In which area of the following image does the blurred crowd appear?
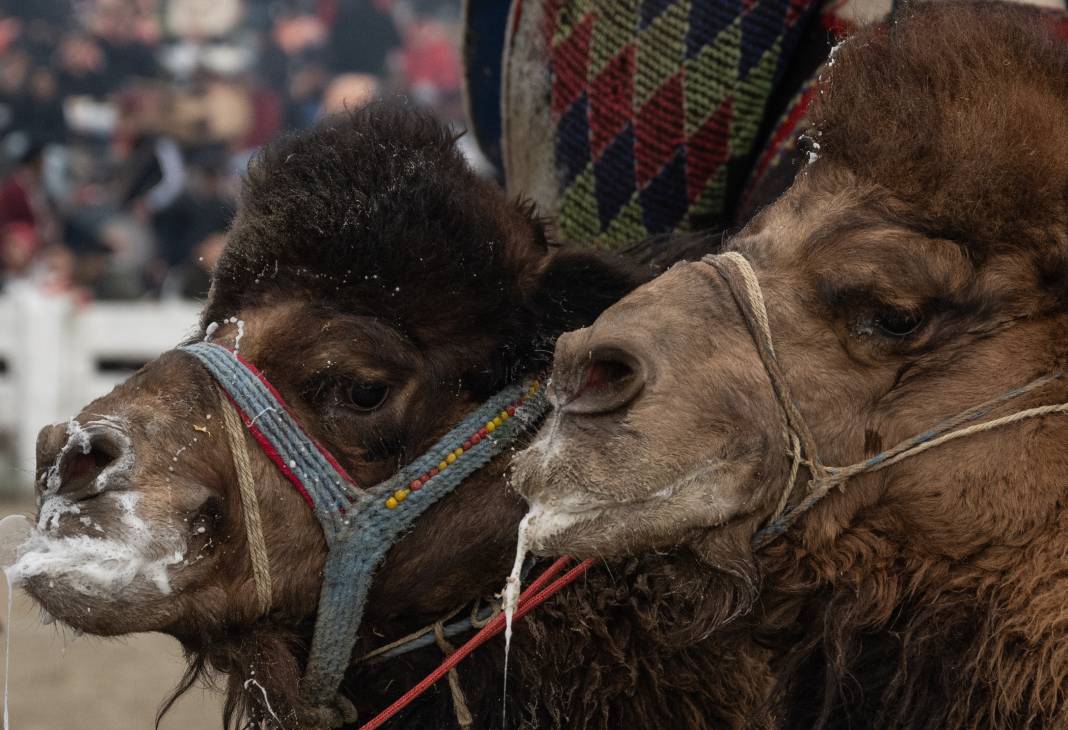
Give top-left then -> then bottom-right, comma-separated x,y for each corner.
0,0 -> 469,302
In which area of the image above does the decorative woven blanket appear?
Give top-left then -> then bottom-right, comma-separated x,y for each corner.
464,0 -> 1068,255
499,0 -> 821,250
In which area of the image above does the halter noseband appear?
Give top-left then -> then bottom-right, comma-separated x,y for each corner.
178,341 -> 548,723
703,252 -> 1068,549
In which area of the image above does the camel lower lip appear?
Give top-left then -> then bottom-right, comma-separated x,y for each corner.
524,492 -> 676,550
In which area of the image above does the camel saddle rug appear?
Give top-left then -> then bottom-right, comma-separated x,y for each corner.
464,0 -> 1068,254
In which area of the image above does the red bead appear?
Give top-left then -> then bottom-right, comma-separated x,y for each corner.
463,439 -> 473,450
478,428 -> 488,437
471,434 -> 481,445
506,405 -> 517,416
410,479 -> 422,491
429,467 -> 439,477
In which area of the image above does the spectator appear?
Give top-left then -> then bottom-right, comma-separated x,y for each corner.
0,144 -> 55,246
0,220 -> 39,284
162,228 -> 225,300
320,72 -> 378,116
56,33 -> 110,98
324,1 -> 401,76
21,68 -> 67,143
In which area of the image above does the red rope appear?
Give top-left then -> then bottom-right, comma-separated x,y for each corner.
358,557 -> 594,730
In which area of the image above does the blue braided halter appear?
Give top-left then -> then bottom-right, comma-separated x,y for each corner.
178,341 -> 549,718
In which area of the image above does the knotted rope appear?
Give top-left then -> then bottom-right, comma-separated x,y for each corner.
220,392 -> 273,615
703,251 -> 1068,549
432,621 -> 474,730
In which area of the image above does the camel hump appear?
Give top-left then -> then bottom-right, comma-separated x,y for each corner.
811,2 -> 1068,247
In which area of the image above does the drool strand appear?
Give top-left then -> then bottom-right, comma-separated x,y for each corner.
3,570 -> 11,730
501,511 -> 534,728
0,514 -> 33,730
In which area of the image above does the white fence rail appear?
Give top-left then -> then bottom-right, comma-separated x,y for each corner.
0,284 -> 201,493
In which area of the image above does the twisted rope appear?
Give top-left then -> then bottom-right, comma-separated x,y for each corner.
769,430 -> 801,525
702,252 -> 1068,549
711,252 -> 828,480
356,604 -> 466,664
469,596 -> 501,629
220,393 -> 273,616
432,621 -> 474,730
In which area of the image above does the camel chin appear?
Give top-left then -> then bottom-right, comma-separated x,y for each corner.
514,441 -> 751,559
13,488 -> 195,636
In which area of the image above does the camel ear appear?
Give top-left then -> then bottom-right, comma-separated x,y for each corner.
528,247 -> 652,335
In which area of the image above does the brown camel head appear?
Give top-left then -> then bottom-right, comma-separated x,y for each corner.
514,3 -> 1068,567
23,104 -> 642,723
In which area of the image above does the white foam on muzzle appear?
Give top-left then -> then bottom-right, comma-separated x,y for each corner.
8,493 -> 185,597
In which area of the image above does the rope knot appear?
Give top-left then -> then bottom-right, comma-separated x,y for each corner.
296,694 -> 359,729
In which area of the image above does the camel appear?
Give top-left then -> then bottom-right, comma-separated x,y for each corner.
18,104 -> 692,730
17,104 -> 776,730
513,3 -> 1068,727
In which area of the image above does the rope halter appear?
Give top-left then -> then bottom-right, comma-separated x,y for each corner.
702,251 -> 1068,549
178,341 -> 549,725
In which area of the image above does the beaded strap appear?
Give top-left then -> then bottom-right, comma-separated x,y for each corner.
179,342 -> 549,717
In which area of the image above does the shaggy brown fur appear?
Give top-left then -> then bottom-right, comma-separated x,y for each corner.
513,4 -> 1068,729
814,5 -> 1068,250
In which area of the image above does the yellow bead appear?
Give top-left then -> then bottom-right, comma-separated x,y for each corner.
453,447 -> 464,457
439,460 -> 449,471
485,421 -> 496,432
446,453 -> 457,464
492,416 -> 503,427
385,497 -> 398,509
499,410 -> 509,420
394,489 -> 410,502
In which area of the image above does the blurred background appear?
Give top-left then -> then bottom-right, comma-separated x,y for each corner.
0,1 -> 469,725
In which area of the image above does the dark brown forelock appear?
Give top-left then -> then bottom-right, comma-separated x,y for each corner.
203,102 -> 548,376
811,2 -> 1068,254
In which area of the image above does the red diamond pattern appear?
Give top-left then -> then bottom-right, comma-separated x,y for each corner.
551,13 -> 595,118
634,70 -> 685,189
589,43 -> 636,160
686,97 -> 733,203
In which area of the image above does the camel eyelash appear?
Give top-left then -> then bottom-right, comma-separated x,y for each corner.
851,310 -> 925,339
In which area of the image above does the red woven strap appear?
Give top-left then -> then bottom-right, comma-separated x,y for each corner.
358,557 -> 594,730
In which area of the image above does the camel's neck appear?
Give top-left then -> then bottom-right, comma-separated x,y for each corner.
509,552 -> 775,729
346,518 -> 1068,730
346,552 -> 775,729
758,517 -> 1068,729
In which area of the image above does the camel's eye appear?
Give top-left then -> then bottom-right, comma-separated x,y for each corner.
873,310 -> 924,338
346,381 -> 391,411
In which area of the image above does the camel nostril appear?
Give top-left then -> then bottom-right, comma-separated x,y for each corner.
57,434 -> 122,497
565,348 -> 645,415
583,358 -> 634,391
